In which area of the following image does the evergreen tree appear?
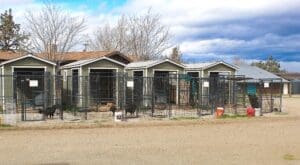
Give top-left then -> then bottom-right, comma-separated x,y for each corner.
251,55 -> 285,73
0,9 -> 27,51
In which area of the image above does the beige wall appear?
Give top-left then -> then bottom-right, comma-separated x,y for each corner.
203,64 -> 236,77
4,57 -> 55,75
81,59 -> 125,76
126,68 -> 146,77
147,62 -> 184,77
2,57 -> 56,98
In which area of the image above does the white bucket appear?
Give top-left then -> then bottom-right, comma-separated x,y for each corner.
114,112 -> 123,122
255,108 -> 261,116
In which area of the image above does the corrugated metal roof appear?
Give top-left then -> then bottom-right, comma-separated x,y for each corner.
62,57 -> 126,69
126,60 -> 160,68
185,62 -> 214,69
126,59 -> 185,69
237,64 -> 289,82
62,59 -> 94,68
185,61 -> 238,70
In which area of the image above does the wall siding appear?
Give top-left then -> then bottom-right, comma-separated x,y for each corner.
2,57 -> 55,98
148,62 -> 184,77
203,64 -> 235,77
81,59 -> 125,76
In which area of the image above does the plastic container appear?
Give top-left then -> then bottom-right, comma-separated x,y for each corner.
255,108 -> 261,116
246,107 -> 255,117
215,107 -> 224,117
114,112 -> 123,122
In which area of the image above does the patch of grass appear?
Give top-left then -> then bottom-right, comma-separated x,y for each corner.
94,119 -> 110,124
274,112 -> 288,115
283,154 -> 298,160
218,114 -> 247,119
170,116 -> 199,120
0,124 -> 12,127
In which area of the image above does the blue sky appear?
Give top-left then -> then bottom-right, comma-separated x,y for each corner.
1,0 -> 300,72
35,0 -> 127,11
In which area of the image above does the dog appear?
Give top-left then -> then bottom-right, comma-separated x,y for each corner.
107,103 -> 117,116
39,105 -> 57,119
125,103 -> 137,116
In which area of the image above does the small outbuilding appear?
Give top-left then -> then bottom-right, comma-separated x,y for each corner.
0,54 -> 56,114
237,64 -> 288,113
126,59 -> 185,105
61,54 -> 129,109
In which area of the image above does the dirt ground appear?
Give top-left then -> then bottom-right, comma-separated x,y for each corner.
0,96 -> 300,165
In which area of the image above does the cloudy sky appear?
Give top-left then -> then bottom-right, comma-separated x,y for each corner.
1,0 -> 300,72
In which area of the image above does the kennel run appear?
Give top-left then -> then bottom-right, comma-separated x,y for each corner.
61,74 -> 283,120
0,53 -> 286,122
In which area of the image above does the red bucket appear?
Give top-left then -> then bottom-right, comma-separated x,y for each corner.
246,107 -> 255,117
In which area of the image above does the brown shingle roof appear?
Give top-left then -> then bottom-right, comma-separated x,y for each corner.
44,51 -> 112,61
0,51 -> 131,64
38,51 -> 132,63
0,51 -> 24,60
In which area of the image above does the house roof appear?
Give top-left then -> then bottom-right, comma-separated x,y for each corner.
44,51 -> 132,63
204,61 -> 239,70
62,56 -> 126,69
237,64 -> 288,83
276,73 -> 300,81
0,54 -> 56,66
185,61 -> 238,70
185,62 -> 214,70
126,59 -> 185,69
0,51 -> 24,60
0,50 -> 131,64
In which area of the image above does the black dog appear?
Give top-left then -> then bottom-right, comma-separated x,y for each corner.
125,103 -> 137,116
39,105 -> 57,119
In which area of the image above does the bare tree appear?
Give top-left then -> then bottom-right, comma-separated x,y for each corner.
91,9 -> 171,60
25,2 -> 85,63
90,16 -> 128,53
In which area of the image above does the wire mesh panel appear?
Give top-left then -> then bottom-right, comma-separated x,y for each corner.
124,76 -> 143,118
65,73 -> 125,120
170,75 -> 198,117
0,74 -> 61,122
61,73 -> 284,121
258,78 -> 283,113
224,75 -> 247,114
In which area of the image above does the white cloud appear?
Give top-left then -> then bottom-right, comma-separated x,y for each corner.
1,0 -> 300,71
280,61 -> 300,72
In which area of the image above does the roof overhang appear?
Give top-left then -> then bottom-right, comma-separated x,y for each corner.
105,51 -> 132,63
0,54 -> 56,66
126,59 -> 185,69
203,61 -> 239,70
148,59 -> 185,68
62,56 -> 126,69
